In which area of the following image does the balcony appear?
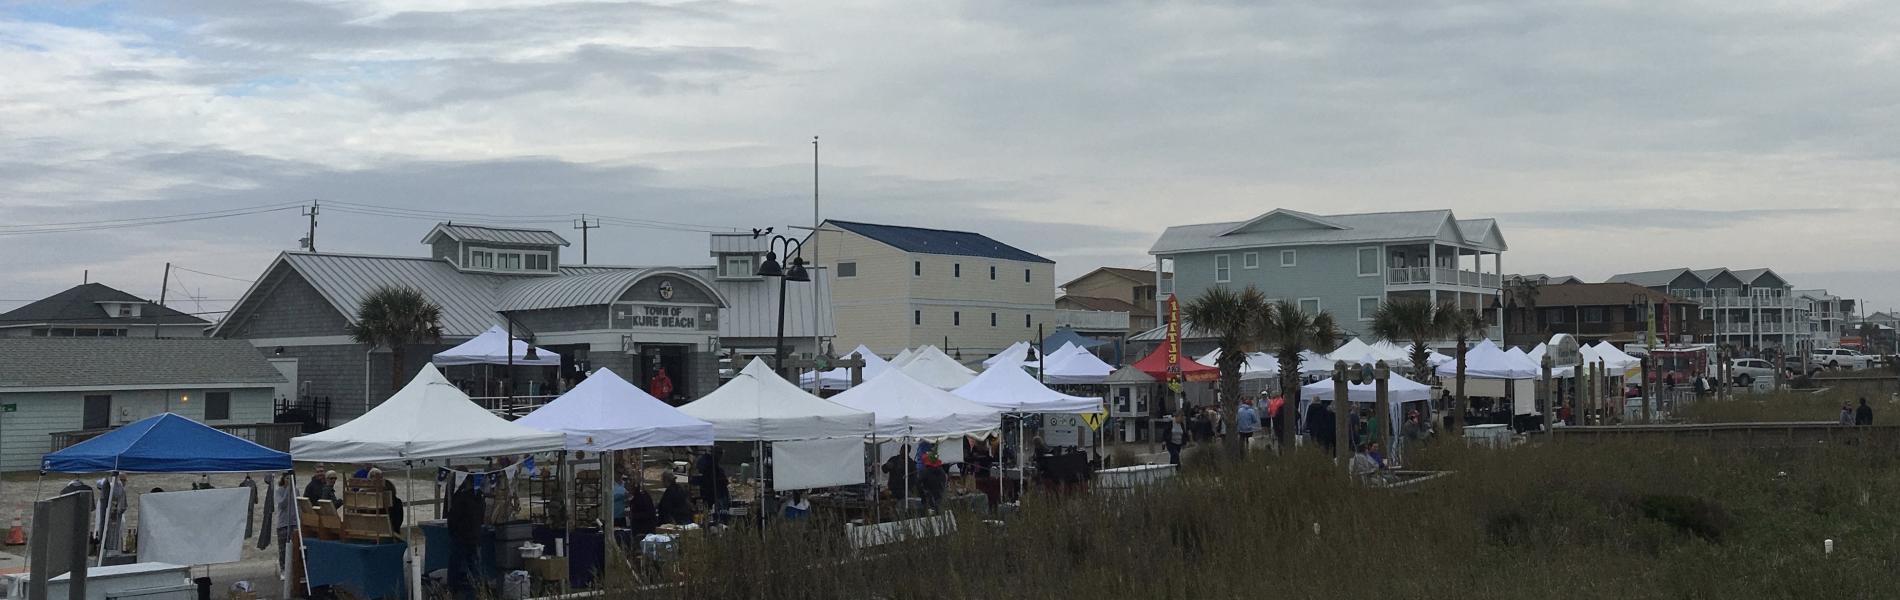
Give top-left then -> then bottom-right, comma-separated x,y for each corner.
1056,309 -> 1131,332
1387,268 -> 1501,290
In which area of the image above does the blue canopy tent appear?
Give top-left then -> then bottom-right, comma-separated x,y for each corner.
43,413 -> 292,473
1040,327 -> 1110,353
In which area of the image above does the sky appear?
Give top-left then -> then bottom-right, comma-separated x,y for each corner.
3,0 -> 1899,320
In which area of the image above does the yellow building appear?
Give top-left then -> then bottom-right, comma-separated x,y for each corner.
808,220 -> 1055,358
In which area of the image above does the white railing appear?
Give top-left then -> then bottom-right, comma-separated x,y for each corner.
1387,268 -> 1501,289
1055,309 -> 1130,331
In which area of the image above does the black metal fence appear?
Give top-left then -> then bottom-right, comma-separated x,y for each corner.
276,395 -> 333,433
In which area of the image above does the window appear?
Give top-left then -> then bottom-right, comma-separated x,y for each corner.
205,391 -> 231,421
989,265 -> 997,280
84,395 -> 111,430
954,311 -> 961,326
471,250 -> 494,268
1024,269 -> 1032,283
1298,298 -> 1320,315
1357,247 -> 1380,277
991,313 -> 998,327
914,310 -> 922,325
719,255 -> 755,278
500,253 -> 522,270
1025,314 -> 1032,328
1280,250 -> 1297,267
914,261 -> 922,277
1242,252 -> 1259,269
954,263 -> 962,278
1215,255 -> 1231,283
1359,297 -> 1380,321
837,261 -> 857,277
1584,308 -> 1605,323
526,254 -> 549,271
1548,309 -> 1569,324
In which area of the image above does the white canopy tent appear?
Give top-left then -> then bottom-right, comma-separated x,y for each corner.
514,368 -> 714,451
1040,343 -> 1115,384
800,345 -> 892,391
1589,342 -> 1644,376
1301,375 -> 1435,404
431,325 -> 562,367
1369,340 -> 1417,364
1435,340 -> 1540,380
290,365 -> 566,463
899,346 -> 979,390
888,348 -> 919,368
678,359 -> 875,441
1527,343 -> 1575,377
982,342 -> 1033,368
953,363 -> 1103,414
1195,349 -> 1287,381
831,368 -> 1002,438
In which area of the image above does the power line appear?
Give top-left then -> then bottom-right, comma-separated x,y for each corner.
0,201 -> 306,230
0,205 -> 304,236
170,266 -> 256,284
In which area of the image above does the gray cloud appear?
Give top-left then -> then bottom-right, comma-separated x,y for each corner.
1496,208 -> 1851,231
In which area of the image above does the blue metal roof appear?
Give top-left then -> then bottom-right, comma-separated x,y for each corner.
827,220 -> 1053,264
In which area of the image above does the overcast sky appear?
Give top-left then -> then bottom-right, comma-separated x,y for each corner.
4,0 -> 1899,320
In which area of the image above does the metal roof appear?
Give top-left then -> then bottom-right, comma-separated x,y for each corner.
680,266 -> 835,340
0,338 -> 284,390
422,223 -> 570,247
826,220 -> 1053,264
0,283 -> 208,327
1149,209 -> 1505,255
497,268 -> 726,312
281,252 -> 506,337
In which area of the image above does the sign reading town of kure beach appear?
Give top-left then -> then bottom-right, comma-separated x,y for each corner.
612,303 -> 717,331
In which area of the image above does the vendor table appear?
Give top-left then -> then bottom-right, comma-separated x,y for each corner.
419,521 -> 497,579
530,527 -> 604,588
304,539 -> 408,600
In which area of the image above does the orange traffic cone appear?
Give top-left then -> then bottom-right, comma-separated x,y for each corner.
6,513 -> 24,545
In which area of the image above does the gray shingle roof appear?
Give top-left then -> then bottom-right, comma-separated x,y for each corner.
0,338 -> 283,390
1605,268 -> 1693,287
1149,209 -> 1505,255
422,223 -> 570,247
0,283 -> 207,327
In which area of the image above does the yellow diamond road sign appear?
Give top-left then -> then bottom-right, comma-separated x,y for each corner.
1080,412 -> 1105,431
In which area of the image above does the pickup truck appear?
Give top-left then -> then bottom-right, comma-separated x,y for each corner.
1810,348 -> 1875,370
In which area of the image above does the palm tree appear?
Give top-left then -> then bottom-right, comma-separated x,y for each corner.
1505,277 -> 1542,346
1183,286 -> 1270,455
347,286 -> 445,391
1445,307 -> 1489,434
1260,300 -> 1338,450
1369,298 -> 1458,380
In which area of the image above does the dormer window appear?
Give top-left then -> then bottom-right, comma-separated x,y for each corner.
467,246 -> 552,273
98,302 -> 143,318
718,254 -> 758,279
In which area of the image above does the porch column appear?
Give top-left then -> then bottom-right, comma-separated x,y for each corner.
1154,255 -> 1166,325
1428,244 -> 1438,306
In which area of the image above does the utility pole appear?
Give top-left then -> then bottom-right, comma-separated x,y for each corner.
155,262 -> 170,339
301,200 -> 320,252
811,136 -> 822,392
573,214 -> 600,264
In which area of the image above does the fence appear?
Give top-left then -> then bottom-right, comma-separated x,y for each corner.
470,395 -> 559,419
276,395 -> 333,433
50,422 -> 306,452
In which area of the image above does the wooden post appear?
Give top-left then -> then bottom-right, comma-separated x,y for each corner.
1585,362 -> 1597,426
1640,354 -> 1652,423
1453,338 -> 1469,435
1332,361 -> 1350,464
1541,355 -> 1555,434
1374,361 -> 1391,452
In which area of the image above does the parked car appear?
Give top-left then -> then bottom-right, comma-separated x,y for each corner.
1811,348 -> 1875,370
1728,358 -> 1777,387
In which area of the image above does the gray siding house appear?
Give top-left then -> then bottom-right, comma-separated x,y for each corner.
0,338 -> 282,472
0,283 -> 209,339
1149,209 -> 1507,342
212,224 -> 831,422
1606,267 -> 1799,351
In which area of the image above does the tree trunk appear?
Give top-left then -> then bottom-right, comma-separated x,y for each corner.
1278,357 -> 1300,452
1221,363 -> 1243,457
1453,338 -> 1468,435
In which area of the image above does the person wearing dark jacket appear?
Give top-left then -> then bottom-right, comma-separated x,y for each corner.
695,450 -> 729,517
657,473 -> 694,525
303,471 -> 335,504
1856,398 -> 1875,426
1305,402 -> 1337,454
624,478 -> 660,537
446,478 -> 486,600
918,454 -> 948,513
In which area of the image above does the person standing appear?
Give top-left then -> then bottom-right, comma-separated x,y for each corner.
1839,402 -> 1855,425
446,477 -> 486,600
1305,402 -> 1337,454
1855,398 -> 1874,426
657,472 -> 694,525
1235,400 -> 1260,443
304,471 -> 335,504
695,449 -> 729,522
1164,411 -> 1187,465
624,477 -> 660,537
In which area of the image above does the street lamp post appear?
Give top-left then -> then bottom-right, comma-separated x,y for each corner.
755,233 -> 812,381
505,316 -> 541,415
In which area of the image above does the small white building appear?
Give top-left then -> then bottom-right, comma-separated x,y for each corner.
0,338 -> 285,472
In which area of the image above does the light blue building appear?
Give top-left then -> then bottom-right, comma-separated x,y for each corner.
1147,209 -> 1507,342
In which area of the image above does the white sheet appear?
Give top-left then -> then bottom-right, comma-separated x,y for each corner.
139,488 -> 248,566
771,437 -> 866,490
